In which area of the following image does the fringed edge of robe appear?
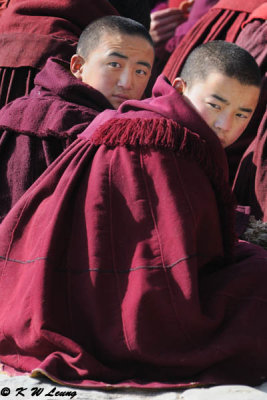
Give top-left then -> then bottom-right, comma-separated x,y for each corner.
90,116 -> 237,261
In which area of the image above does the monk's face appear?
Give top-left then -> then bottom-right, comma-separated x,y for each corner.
71,32 -> 154,109
182,72 -> 260,148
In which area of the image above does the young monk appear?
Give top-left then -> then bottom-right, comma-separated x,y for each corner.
0,41 -> 266,389
0,15 -> 155,222
162,0 -> 266,183
174,40 -> 261,149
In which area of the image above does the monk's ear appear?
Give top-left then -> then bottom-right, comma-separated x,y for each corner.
70,54 -> 85,79
172,77 -> 186,94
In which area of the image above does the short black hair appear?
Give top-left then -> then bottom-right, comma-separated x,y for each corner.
77,15 -> 154,60
180,40 -> 261,88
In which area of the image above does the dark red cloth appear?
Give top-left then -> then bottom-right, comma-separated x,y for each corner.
162,0 -> 266,184
165,0 -> 218,55
148,0 -> 218,90
0,67 -> 37,108
233,108 -> 267,222
0,0 -> 118,69
242,2 -> 267,28
0,0 -> 118,106
0,57 -> 113,222
225,12 -> 267,184
253,111 -> 267,221
0,75 -> 266,388
162,0 -> 265,82
231,15 -> 267,221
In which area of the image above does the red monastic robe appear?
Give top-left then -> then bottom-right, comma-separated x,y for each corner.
0,57 -> 113,222
0,76 -> 266,388
232,6 -> 267,221
163,0 -> 266,81
233,109 -> 267,221
0,0 -> 118,106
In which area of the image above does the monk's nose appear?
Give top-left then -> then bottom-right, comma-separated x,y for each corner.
213,112 -> 233,132
117,68 -> 133,90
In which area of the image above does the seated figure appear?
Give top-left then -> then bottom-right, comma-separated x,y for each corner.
0,41 -> 266,389
0,15 -> 155,222
162,0 -> 266,183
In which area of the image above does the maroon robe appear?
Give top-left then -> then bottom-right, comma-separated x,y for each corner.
0,75 -> 266,388
253,111 -> 267,222
0,57 -> 113,222
0,0 -> 118,106
165,0 -> 218,56
233,108 -> 267,222
163,0 -> 266,81
147,0 -> 218,93
162,0 -> 266,183
231,7 -> 267,222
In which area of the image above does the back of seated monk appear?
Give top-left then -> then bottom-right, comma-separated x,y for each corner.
0,16 -> 155,223
0,41 -> 266,389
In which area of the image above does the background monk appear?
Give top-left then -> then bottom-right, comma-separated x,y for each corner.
233,109 -> 267,222
0,0 -> 152,107
0,41 -> 266,389
162,0 -> 266,183
231,6 -> 267,223
0,0 -> 117,106
149,0 -> 218,75
0,16 -> 155,222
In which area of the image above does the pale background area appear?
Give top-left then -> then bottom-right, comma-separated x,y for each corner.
0,374 -> 267,399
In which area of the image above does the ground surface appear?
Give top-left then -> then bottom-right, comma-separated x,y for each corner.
0,374 -> 267,399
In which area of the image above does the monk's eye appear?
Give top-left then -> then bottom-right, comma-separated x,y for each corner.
207,102 -> 221,110
136,69 -> 147,76
236,113 -> 248,119
108,62 -> 120,68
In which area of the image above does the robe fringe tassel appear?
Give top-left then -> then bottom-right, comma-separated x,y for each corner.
91,117 -> 237,262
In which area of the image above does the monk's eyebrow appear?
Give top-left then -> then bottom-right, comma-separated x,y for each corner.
137,61 -> 152,69
239,106 -> 253,113
108,51 -> 152,69
211,94 -> 229,104
108,51 -> 128,59
211,94 -> 253,113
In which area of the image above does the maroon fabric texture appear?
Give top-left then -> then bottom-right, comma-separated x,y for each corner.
0,1 -> 118,107
254,111 -> 267,221
0,57 -> 113,222
0,0 -> 118,69
242,3 -> 267,28
150,0 -> 218,82
231,17 -> 267,221
165,0 -> 218,54
225,15 -> 267,184
0,66 -> 37,108
162,0 -> 266,184
0,75 -> 267,387
233,108 -> 267,222
162,0 -> 265,82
